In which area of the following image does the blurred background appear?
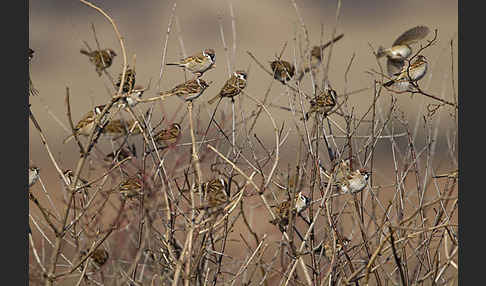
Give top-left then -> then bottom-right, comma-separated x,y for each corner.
29,0 -> 458,283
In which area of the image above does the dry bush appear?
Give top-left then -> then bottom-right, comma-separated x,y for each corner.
29,1 -> 458,285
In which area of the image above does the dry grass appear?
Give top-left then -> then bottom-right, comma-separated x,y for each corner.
29,1 -> 458,285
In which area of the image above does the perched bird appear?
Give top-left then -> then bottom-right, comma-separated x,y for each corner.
80,248 -> 109,267
166,48 -> 216,76
63,105 -> 110,144
269,192 -> 310,230
383,55 -> 428,90
339,169 -> 371,194
104,144 -> 137,163
303,81 -> 337,120
197,178 -> 229,209
321,237 -> 350,260
376,26 -> 430,75
115,66 -> 136,93
207,70 -> 248,104
270,60 -> 295,82
62,169 -> 90,204
29,48 -> 39,96
153,123 -> 182,147
118,175 -> 143,199
80,48 -> 117,76
158,78 -> 210,101
116,85 -> 146,109
29,166 -> 40,187
102,118 -> 140,137
331,159 -> 351,185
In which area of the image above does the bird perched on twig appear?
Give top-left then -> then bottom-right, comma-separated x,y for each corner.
101,118 -> 140,138
270,60 -> 295,82
383,55 -> 428,91
158,78 -> 210,102
115,85 -> 146,109
115,66 -> 136,93
80,48 -> 117,76
303,80 -> 337,120
63,105 -> 110,144
196,178 -> 230,209
207,70 -> 248,104
339,169 -> 371,194
376,26 -> 430,76
118,175 -> 143,199
80,248 -> 109,267
166,48 -> 216,77
104,144 -> 137,163
153,123 -> 182,147
270,192 -> 310,231
29,166 -> 40,187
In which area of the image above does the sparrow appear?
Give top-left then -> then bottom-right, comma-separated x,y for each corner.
104,144 -> 137,163
166,48 -> 216,76
383,55 -> 428,90
303,81 -> 337,120
102,118 -> 140,137
197,178 -> 229,209
158,78 -> 210,101
115,85 -> 146,109
269,192 -> 310,229
29,166 -> 40,187
320,237 -> 350,260
270,60 -> 295,82
63,105 -> 110,144
376,26 -> 430,76
207,70 -> 248,104
118,175 -> 143,199
331,159 -> 351,184
80,48 -> 117,76
153,123 -> 182,147
115,66 -> 136,93
339,169 -> 371,194
297,33 -> 344,81
80,248 -> 109,267
29,48 -> 39,96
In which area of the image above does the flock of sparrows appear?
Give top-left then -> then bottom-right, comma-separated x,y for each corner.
28,26 -> 435,258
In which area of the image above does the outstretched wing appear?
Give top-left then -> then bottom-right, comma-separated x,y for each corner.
393,26 -> 430,46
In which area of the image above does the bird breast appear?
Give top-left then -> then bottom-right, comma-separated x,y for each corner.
388,45 -> 412,60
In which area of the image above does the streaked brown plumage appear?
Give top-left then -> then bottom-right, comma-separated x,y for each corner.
115,66 -> 136,93
197,178 -> 229,209
383,55 -> 428,89
303,81 -> 337,120
63,105 -> 110,144
104,144 -> 137,163
116,85 -> 146,109
80,248 -> 109,267
269,192 -> 310,229
102,118 -> 140,137
80,48 -> 117,76
159,78 -> 210,101
207,70 -> 248,104
339,169 -> 371,194
166,48 -> 216,76
119,175 -> 143,199
270,60 -> 295,82
153,123 -> 182,146
376,26 -> 430,75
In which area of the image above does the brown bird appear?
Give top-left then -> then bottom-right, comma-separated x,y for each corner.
63,105 -> 110,144
153,123 -> 182,147
303,81 -> 337,120
197,178 -> 229,209
115,66 -> 136,93
80,48 -> 117,76
207,70 -> 248,104
269,192 -> 310,230
383,55 -> 428,90
270,60 -> 295,82
339,169 -> 371,194
158,78 -> 210,101
115,85 -> 146,109
102,118 -> 140,137
297,33 -> 344,81
376,26 -> 430,75
166,48 -> 216,76
118,175 -> 143,199
80,248 -> 109,267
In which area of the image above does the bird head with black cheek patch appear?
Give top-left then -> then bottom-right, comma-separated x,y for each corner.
359,169 -> 371,180
203,48 -> 216,63
235,70 -> 248,81
107,49 -> 117,57
295,192 -> 310,213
